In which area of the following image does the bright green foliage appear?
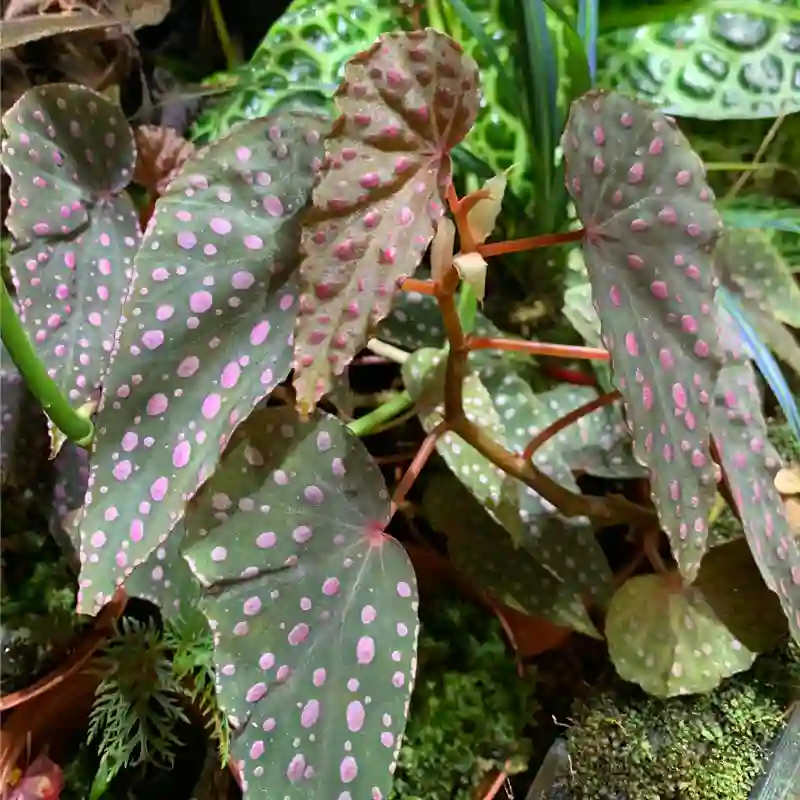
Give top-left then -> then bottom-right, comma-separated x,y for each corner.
191,0 -> 404,143
389,596 -> 536,800
566,647 -> 798,800
598,0 -> 800,119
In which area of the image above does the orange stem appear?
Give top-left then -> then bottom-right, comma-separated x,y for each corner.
480,765 -> 511,800
399,278 -> 436,295
478,228 -> 584,258
468,336 -> 610,362
523,390 -> 620,462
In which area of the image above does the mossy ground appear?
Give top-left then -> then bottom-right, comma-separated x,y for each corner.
564,643 -> 799,800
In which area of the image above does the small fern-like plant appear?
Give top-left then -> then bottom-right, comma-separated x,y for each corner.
87,611 -> 229,796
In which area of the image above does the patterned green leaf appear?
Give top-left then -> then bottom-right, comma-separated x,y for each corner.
190,0 -> 404,144
1,84 -> 140,408
599,0 -> 800,119
710,305 -> 800,641
606,573 -> 756,698
402,347 -> 507,509
293,29 -> 481,409
562,89 -> 724,582
423,473 -> 600,636
76,111 -> 326,613
182,407 -> 418,799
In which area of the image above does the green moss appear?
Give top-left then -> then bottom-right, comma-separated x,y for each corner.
390,595 -> 536,800
565,646 -> 798,800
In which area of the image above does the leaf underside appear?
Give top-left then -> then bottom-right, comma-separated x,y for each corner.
606,573 -> 756,698
2,83 -> 140,409
293,28 -> 481,409
77,111 -> 326,613
562,89 -> 723,581
182,407 -> 418,799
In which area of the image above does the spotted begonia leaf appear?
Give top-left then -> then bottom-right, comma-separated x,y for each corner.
606,573 -> 756,698
76,111 -> 327,614
715,228 -> 800,329
710,305 -> 800,641
562,89 -> 724,582
423,474 -> 599,636
1,84 -> 140,409
122,524 -> 200,619
402,347 -> 507,509
478,365 -> 614,605
536,385 -> 646,480
181,407 -> 418,799
293,29 -> 480,410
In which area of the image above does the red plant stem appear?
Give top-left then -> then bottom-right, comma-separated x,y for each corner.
541,363 -> 599,386
480,765 -> 511,800
390,421 -> 448,516
477,228 -> 584,258
399,278 -> 436,295
468,336 -> 610,362
523,390 -> 621,463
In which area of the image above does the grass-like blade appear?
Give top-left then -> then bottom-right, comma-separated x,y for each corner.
577,0 -> 599,80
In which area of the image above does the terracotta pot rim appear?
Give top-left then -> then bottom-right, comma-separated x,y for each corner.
0,588 -> 126,712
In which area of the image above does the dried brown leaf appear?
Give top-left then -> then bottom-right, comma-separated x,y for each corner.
133,124 -> 195,195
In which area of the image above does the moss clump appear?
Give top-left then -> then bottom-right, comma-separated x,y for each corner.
565,646 -> 798,800
390,595 -> 536,800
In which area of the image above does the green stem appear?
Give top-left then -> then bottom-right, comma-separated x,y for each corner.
347,391 -> 414,437
208,0 -> 238,71
1,282 -> 94,447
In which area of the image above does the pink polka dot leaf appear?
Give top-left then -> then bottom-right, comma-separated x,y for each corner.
1,84 -> 141,415
180,406 -> 418,799
709,305 -> 800,642
562,89 -> 724,583
75,110 -> 328,615
605,572 -> 756,698
293,28 -> 481,412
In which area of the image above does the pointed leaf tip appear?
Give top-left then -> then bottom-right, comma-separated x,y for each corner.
293,28 -> 481,410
